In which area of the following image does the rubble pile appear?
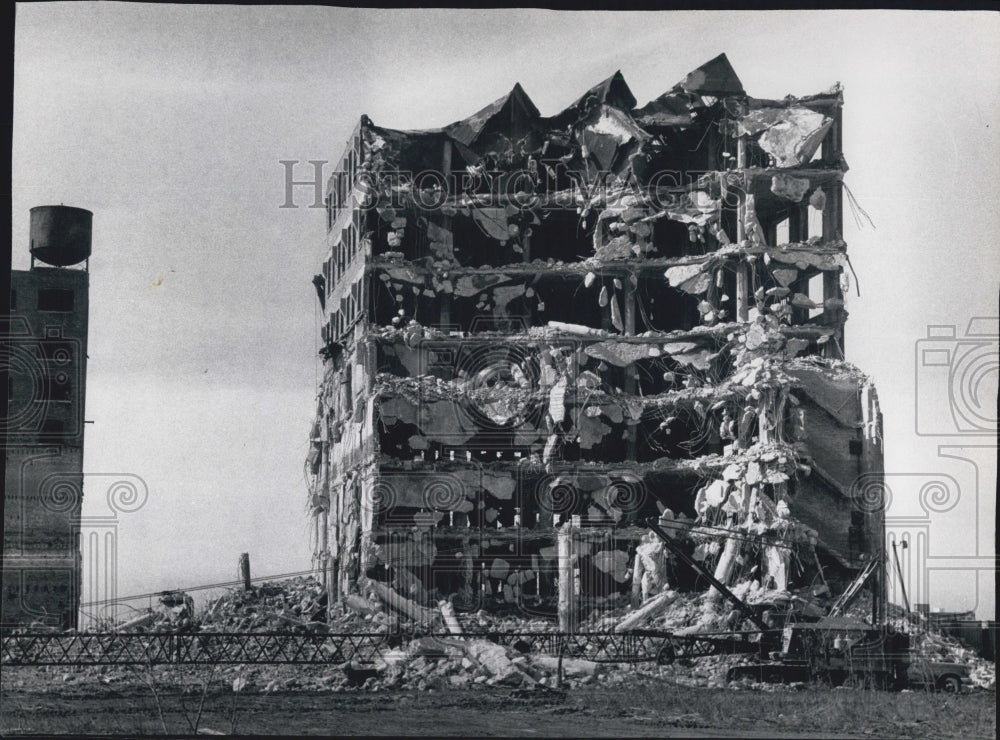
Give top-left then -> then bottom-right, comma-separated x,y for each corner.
911,631 -> 995,690
110,590 -> 197,633
200,578 -> 331,632
335,636 -> 743,693
375,636 -> 593,691
106,580 -> 335,634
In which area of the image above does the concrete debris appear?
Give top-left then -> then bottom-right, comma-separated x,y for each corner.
739,107 -> 833,167
772,268 -> 798,287
117,611 -> 157,632
664,263 -> 709,293
584,340 -> 655,367
770,174 -> 810,202
100,579 -> 335,634
632,534 -> 671,602
591,549 -> 629,583
370,637 -> 604,691
538,655 -> 600,679
615,590 -> 679,632
910,630 -> 996,690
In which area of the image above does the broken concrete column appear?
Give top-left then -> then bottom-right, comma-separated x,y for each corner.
439,600 -> 463,635
710,535 -> 740,602
764,545 -> 791,591
736,263 -> 750,322
860,379 -> 886,625
364,578 -> 437,625
464,640 -> 536,686
459,538 -> 475,608
615,589 -> 678,632
557,523 -> 578,633
634,535 -> 670,602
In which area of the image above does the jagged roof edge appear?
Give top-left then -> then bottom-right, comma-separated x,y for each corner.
673,53 -> 745,96
444,82 -> 541,148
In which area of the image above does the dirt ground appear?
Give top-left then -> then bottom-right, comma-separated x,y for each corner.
1,666 -> 995,738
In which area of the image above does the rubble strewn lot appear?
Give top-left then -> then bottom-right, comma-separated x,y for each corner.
2,579 -> 994,736
10,578 -> 994,691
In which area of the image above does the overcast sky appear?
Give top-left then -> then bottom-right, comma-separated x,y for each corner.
11,5 -> 998,619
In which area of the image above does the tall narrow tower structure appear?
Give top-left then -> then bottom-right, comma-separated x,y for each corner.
3,205 -> 92,630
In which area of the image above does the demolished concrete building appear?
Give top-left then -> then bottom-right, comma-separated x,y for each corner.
306,54 -> 886,631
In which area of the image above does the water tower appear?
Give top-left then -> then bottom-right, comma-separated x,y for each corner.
29,205 -> 93,269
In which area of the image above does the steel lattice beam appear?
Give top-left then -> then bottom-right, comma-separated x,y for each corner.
1,630 -> 759,666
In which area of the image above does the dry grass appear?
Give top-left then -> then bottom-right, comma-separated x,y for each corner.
576,681 -> 997,738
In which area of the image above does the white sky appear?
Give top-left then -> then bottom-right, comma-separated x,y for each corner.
11,5 -> 999,619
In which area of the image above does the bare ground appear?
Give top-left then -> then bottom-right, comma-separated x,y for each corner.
1,666 -> 995,738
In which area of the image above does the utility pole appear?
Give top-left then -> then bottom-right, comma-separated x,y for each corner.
239,553 -> 252,591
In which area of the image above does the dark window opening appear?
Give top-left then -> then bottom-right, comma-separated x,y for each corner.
451,211 -> 521,268
343,369 -> 353,416
652,217 -> 707,259
531,275 -> 603,329
37,289 -> 74,312
524,210 -> 594,264
634,276 -> 701,333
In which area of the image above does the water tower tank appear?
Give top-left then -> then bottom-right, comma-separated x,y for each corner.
29,205 -> 93,267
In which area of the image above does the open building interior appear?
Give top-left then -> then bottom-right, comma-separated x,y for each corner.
306,54 -> 886,632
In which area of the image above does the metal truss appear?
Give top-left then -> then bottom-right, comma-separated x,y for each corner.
1,632 -> 387,666
1,629 -> 764,666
